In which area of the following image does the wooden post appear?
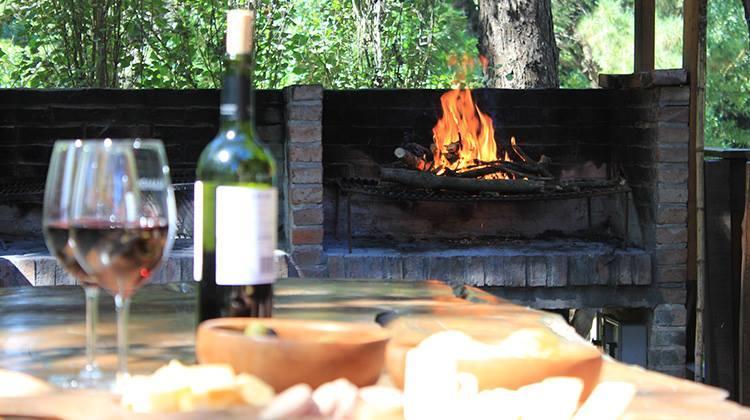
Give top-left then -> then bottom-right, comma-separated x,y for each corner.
683,0 -> 707,384
635,0 -> 656,72
741,163 -> 750,404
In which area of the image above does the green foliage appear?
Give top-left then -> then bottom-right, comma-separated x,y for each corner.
706,0 -> 750,148
553,0 -> 749,147
1,0 -> 749,148
0,0 -> 479,89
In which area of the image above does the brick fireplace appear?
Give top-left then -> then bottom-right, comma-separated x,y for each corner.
0,77 -> 689,376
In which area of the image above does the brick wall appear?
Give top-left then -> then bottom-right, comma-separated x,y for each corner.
283,86 -> 325,277
321,79 -> 690,375
0,88 -> 287,241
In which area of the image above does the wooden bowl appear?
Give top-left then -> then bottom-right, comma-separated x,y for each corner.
196,318 -> 390,392
384,316 -> 602,400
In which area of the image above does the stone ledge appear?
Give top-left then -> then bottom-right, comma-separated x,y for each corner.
0,241 -> 290,286
326,240 -> 652,287
599,70 -> 688,89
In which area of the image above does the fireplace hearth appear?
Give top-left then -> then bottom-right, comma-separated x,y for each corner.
0,75 -> 690,376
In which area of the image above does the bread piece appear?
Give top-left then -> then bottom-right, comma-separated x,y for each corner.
573,381 -> 636,420
518,377 -> 583,420
354,386 -> 404,420
0,370 -> 52,397
260,383 -> 319,419
313,378 -> 358,419
237,373 -> 276,407
403,346 -> 460,420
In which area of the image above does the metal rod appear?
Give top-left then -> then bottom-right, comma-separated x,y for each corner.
347,194 -> 352,254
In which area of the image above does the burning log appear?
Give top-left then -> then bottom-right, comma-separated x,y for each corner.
400,142 -> 432,159
453,163 -> 538,180
380,168 -> 544,193
394,147 -> 431,171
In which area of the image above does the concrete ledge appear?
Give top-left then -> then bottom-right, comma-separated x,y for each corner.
0,241 -> 289,286
326,240 -> 652,287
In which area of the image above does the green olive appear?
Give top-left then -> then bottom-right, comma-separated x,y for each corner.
243,322 -> 278,338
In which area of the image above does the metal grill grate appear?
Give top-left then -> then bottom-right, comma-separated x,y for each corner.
335,177 -> 631,202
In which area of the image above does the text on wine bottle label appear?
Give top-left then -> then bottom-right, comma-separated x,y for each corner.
215,186 -> 278,285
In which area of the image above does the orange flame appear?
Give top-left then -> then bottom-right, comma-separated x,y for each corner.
432,88 -> 511,179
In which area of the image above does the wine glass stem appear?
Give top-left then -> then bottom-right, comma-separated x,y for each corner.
83,286 -> 100,374
114,294 -> 131,379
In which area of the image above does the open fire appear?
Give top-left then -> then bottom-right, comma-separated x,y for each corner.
391,88 -> 553,184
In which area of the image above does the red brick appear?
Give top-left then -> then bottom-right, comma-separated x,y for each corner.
655,265 -> 687,283
656,225 -> 688,244
291,226 -> 324,245
656,204 -> 687,224
656,246 -> 687,265
291,245 -> 326,266
656,144 -> 688,163
292,206 -> 323,225
287,103 -> 322,121
288,144 -> 322,162
290,186 -> 323,205
657,163 -> 689,183
290,85 -> 323,101
289,164 -> 322,184
287,121 -> 321,143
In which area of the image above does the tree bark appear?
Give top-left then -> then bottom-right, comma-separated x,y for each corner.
742,0 -> 750,47
478,0 -> 560,88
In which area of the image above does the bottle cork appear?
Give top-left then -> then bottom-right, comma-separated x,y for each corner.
226,9 -> 255,55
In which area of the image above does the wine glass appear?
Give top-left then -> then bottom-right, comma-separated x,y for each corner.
69,138 -> 175,385
43,139 -> 105,388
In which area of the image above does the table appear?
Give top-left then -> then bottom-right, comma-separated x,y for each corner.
1,278 -> 748,418
0,279 -> 500,378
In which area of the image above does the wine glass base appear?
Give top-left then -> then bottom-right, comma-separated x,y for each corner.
48,369 -> 115,390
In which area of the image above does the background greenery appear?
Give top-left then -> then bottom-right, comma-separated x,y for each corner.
0,0 -> 747,147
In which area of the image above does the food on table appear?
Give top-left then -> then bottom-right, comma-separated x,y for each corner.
313,378 -> 359,419
402,329 -> 635,420
0,369 -> 53,397
355,386 -> 405,420
386,317 -> 603,395
516,377 -> 583,420
259,383 -> 320,419
196,317 -> 390,391
119,360 -> 274,413
572,381 -> 636,420
118,361 -> 404,418
244,321 -> 278,338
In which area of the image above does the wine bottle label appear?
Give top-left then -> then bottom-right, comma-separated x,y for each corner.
215,185 -> 277,285
193,181 -> 204,281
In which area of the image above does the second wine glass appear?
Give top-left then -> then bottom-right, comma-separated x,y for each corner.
43,139 -> 104,388
69,138 -> 175,384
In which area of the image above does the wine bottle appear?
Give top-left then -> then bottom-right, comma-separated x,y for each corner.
195,9 -> 277,323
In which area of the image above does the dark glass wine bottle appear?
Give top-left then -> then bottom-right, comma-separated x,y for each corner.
195,9 -> 277,323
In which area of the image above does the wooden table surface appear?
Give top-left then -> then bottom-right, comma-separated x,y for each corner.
0,278 -> 501,378
0,278 -> 748,419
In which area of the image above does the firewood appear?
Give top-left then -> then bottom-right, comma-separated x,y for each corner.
537,155 -> 554,178
394,148 -> 431,171
401,142 -> 432,160
511,139 -> 532,163
379,168 -> 544,193
454,160 -> 552,180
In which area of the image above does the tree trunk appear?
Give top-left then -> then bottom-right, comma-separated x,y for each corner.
478,0 -> 560,88
742,0 -> 750,47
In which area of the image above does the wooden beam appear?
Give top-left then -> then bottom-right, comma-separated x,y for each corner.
683,0 -> 707,385
635,0 -> 656,71
743,164 -> 750,405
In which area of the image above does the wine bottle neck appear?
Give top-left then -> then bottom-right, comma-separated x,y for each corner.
220,54 -> 254,124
